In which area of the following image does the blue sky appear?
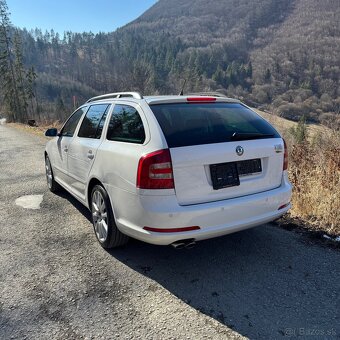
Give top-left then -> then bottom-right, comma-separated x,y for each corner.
7,0 -> 158,35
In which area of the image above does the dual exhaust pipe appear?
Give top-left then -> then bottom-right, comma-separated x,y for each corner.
171,239 -> 196,249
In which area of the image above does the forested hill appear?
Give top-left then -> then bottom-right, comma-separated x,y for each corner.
2,0 -> 340,126
127,0 -> 292,47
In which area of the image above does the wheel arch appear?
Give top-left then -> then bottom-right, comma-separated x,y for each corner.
87,178 -> 104,208
87,177 -> 129,248
87,178 -> 121,231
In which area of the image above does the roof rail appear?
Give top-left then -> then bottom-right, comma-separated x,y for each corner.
86,92 -> 143,103
187,92 -> 228,98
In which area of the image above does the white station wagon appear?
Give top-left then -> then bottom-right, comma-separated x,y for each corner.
45,92 -> 292,249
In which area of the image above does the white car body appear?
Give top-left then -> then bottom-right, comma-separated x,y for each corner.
45,93 -> 292,246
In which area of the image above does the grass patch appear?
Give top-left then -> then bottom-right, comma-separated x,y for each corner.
257,110 -> 339,235
8,121 -> 61,138
287,130 -> 340,235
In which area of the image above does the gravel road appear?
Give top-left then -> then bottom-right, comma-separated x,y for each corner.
0,124 -> 339,340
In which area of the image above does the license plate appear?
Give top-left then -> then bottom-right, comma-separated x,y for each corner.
210,159 -> 262,190
210,162 -> 240,190
237,159 -> 262,177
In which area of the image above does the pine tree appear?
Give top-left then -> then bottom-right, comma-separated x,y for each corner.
13,30 -> 28,120
55,95 -> 66,121
0,1 -> 36,122
26,66 -> 38,118
246,61 -> 253,78
289,115 -> 308,144
264,68 -> 272,83
0,0 -> 22,121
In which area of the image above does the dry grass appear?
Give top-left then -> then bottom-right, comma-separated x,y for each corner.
255,109 -> 327,137
287,131 -> 340,235
256,110 -> 340,235
255,109 -> 297,133
8,121 -> 61,138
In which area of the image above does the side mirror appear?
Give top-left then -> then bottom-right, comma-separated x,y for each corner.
45,128 -> 58,137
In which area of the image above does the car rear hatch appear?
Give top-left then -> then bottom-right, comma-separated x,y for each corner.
150,98 -> 284,206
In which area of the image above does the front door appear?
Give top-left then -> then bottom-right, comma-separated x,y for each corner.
51,107 -> 87,185
67,104 -> 111,200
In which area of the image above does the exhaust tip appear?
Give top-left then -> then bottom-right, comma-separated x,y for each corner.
171,242 -> 186,249
185,241 -> 196,249
171,239 -> 196,250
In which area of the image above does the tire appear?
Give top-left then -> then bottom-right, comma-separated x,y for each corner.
45,155 -> 61,193
90,184 -> 129,249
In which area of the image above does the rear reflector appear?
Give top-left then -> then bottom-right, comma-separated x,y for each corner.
278,203 -> 290,210
143,226 -> 200,233
137,149 -> 174,189
187,97 -> 216,102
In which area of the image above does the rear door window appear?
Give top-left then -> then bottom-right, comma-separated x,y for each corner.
150,103 -> 280,148
107,104 -> 145,144
78,104 -> 110,139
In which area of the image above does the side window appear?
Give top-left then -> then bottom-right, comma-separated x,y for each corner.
78,104 -> 110,139
60,107 -> 87,137
107,104 -> 145,144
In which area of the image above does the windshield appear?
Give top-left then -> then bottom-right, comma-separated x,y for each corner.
150,102 -> 280,148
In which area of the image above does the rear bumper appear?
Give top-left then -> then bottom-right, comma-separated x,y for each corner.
106,173 -> 292,245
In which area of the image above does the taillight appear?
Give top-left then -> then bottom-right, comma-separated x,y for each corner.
187,97 -> 216,102
283,139 -> 288,170
137,149 -> 174,189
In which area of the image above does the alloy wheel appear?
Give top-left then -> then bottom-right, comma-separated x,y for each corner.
91,190 -> 108,243
45,157 -> 53,189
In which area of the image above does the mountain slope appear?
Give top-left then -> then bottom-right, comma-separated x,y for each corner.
250,0 -> 340,123
126,0 -> 294,47
2,0 -> 339,126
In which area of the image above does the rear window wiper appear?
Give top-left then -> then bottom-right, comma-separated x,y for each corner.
230,132 -> 275,141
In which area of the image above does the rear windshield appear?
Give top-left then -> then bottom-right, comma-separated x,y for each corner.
150,102 -> 280,148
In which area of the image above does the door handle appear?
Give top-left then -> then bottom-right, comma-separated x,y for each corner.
87,150 -> 94,160
63,147 -> 68,152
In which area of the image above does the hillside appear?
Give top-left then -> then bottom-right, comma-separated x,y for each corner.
250,0 -> 340,125
0,0 -> 339,127
127,0 -> 293,47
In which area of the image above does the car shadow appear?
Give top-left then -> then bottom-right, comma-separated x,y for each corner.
54,189 -> 92,221
111,229 -> 339,339
56,190 -> 339,339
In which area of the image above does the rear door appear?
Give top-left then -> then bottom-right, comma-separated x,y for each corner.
67,104 -> 111,199
150,101 -> 284,206
98,103 -> 147,192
